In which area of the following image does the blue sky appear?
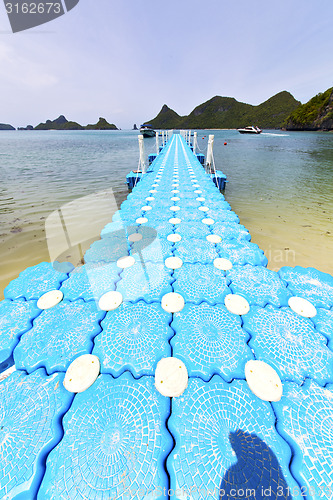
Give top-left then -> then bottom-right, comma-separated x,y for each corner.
0,0 -> 332,128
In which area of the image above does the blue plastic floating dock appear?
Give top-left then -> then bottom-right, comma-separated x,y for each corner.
1,132 -> 333,499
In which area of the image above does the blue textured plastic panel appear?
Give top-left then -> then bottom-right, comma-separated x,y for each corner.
312,307 -> 333,347
173,263 -> 230,305
168,376 -> 297,500
0,299 -> 40,364
217,241 -> 268,266
0,369 -> 73,500
211,222 -> 251,242
93,301 -> 172,377
112,211 -> 138,224
273,379 -> 333,497
243,305 -> 333,385
4,262 -> 69,300
279,266 -> 333,309
132,238 -> 173,263
138,222 -> 172,239
227,265 -> 291,307
116,261 -> 173,303
179,211 -> 205,222
174,239 -> 219,264
84,238 -> 130,263
175,222 -> 210,239
39,373 -> 171,500
171,303 -> 253,380
147,211 -> 176,223
14,300 -> 105,373
60,262 -> 121,301
177,200 -> 201,208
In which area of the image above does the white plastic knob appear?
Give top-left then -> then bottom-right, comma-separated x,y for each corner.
64,354 -> 100,393
161,292 -> 185,313
288,296 -> 317,318
213,258 -> 233,270
117,256 -> 136,268
37,290 -> 63,310
245,360 -> 283,402
98,291 -> 123,311
155,357 -> 188,397
224,294 -> 250,315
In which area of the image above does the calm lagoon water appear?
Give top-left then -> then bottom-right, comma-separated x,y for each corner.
0,129 -> 332,299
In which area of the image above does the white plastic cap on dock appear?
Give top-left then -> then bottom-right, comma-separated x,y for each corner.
202,218 -> 215,225
172,189 -> 180,194
170,206 -> 180,211
165,257 -> 183,269
224,294 -> 250,315
194,190 -> 202,194
64,354 -> 100,393
214,258 -> 233,270
167,233 -> 182,243
171,197 -> 180,202
141,206 -> 152,211
245,360 -> 283,402
155,357 -> 188,397
37,290 -> 63,310
98,291 -> 123,311
196,197 -> 205,202
149,189 -> 157,194
146,196 -> 155,201
198,206 -> 209,212
169,217 -> 182,224
207,234 -> 222,243
161,292 -> 185,313
117,256 -> 136,268
136,217 -> 148,224
128,233 -> 143,243
288,296 -> 317,317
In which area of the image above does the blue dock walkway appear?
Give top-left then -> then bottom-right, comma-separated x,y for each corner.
1,133 -> 333,499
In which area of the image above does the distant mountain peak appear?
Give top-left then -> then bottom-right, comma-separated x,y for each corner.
53,115 -> 68,125
147,92 -> 300,129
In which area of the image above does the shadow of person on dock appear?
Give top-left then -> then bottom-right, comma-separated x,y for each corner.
219,430 -> 293,500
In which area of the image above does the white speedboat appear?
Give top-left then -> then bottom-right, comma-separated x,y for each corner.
140,124 -> 156,137
237,126 -> 262,134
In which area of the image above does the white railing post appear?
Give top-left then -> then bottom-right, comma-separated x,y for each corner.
138,134 -> 146,173
156,131 -> 159,155
206,134 -> 215,172
193,132 -> 197,155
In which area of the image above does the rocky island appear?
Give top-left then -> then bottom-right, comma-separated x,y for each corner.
34,115 -> 118,130
147,91 -> 301,129
284,87 -> 333,131
0,123 -> 15,130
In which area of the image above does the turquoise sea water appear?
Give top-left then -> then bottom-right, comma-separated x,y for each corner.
0,129 -> 332,298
